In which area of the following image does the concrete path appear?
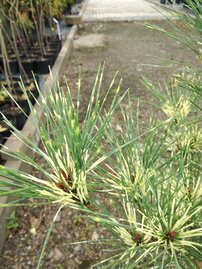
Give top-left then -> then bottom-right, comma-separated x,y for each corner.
83,0 -> 173,21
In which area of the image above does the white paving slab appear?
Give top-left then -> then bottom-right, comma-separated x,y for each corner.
83,0 -> 173,21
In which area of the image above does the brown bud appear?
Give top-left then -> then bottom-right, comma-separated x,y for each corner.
131,175 -> 136,182
60,168 -> 72,186
135,233 -> 141,244
170,231 -> 177,239
164,230 -> 177,241
55,182 -> 67,192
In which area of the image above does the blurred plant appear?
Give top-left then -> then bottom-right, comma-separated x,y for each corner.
0,23 -> 10,86
48,0 -> 69,19
0,0 -> 35,81
146,0 -> 202,62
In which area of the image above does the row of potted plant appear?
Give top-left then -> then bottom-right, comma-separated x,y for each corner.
0,0 -> 68,76
0,0 -> 80,145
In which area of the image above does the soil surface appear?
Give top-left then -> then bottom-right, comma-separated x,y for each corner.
0,21 -> 197,269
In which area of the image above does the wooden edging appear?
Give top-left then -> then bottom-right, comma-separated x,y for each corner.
0,25 -> 78,254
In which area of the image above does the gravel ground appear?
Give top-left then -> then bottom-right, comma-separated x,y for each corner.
0,21 -> 197,269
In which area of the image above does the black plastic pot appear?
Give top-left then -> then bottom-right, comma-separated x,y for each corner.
9,59 -> 19,74
30,47 -> 44,58
22,83 -> 39,100
35,57 -> 53,74
15,73 -> 40,86
50,35 -> 62,44
21,59 -> 36,75
12,77 -> 39,99
44,52 -> 56,65
0,106 -> 27,130
13,95 -> 31,115
0,103 -> 10,113
0,54 -> 19,75
0,62 -> 3,74
64,4 -> 72,14
46,40 -> 62,56
0,98 -> 10,108
13,111 -> 27,130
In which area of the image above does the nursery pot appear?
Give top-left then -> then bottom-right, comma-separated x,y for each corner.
21,58 -> 36,75
0,94 -> 11,108
13,94 -> 32,115
0,103 -> 10,113
17,74 -> 40,91
64,4 -> 72,14
0,56 -> 18,74
45,46 -> 59,55
0,106 -> 27,130
43,52 -> 56,65
8,59 -> 19,75
14,110 -> 27,130
12,85 -> 38,102
23,82 -> 39,100
0,98 -> 10,108
31,47 -> 43,56
35,57 -> 53,74
45,49 -> 58,62
46,40 -> 62,55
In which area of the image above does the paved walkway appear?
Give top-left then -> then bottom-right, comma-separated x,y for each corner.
83,0 -> 173,21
